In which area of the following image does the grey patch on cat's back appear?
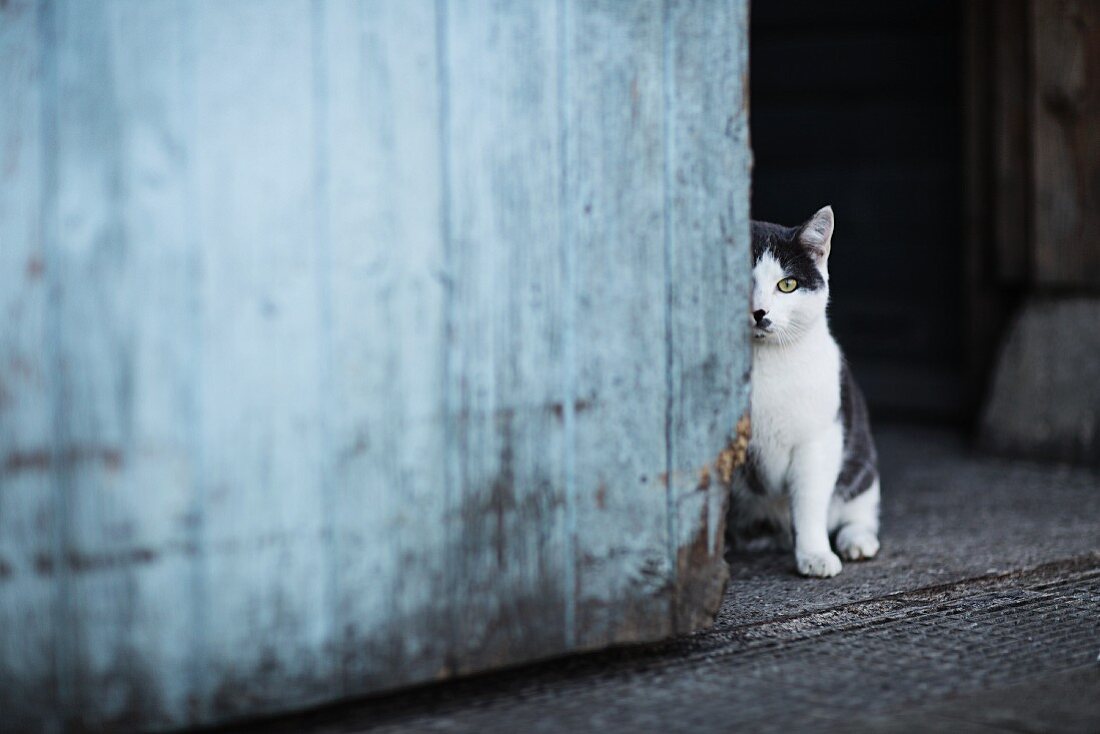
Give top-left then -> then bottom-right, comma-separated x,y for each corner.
835,360 -> 878,501
742,450 -> 768,496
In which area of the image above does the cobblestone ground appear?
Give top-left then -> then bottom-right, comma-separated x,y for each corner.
228,427 -> 1100,733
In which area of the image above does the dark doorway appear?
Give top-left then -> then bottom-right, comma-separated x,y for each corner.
750,1 -> 965,422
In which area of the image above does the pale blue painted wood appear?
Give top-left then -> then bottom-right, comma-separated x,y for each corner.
0,1 -> 751,730
190,0 -> 335,720
52,4 -> 180,728
318,0 -> 452,691
0,4 -> 59,731
568,0 -> 674,647
444,0 -> 572,671
666,0 -> 752,630
64,4 -> 199,728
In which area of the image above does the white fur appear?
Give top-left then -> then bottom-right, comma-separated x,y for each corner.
743,206 -> 880,578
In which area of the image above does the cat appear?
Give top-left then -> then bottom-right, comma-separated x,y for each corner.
728,205 -> 880,578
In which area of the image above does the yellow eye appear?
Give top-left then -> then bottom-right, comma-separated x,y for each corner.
777,278 -> 798,293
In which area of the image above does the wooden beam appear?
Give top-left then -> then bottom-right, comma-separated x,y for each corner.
1030,0 -> 1100,288
992,0 -> 1031,284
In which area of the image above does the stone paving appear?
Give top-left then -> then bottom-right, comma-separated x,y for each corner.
226,426 -> 1100,733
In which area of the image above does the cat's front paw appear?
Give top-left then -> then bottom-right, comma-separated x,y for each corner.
796,549 -> 842,578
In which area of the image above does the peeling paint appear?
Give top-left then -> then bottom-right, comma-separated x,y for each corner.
674,476 -> 730,635
715,413 -> 751,486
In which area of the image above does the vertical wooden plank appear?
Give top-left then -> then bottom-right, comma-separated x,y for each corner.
317,0 -> 451,690
192,1 -> 333,719
666,0 -> 750,633
0,1 -> 60,729
96,2 -> 202,726
27,2 -> 199,728
962,0 -> 1009,416
48,3 -> 146,727
567,0 -> 672,648
444,1 -> 569,671
1031,0 -> 1100,287
992,0 -> 1030,285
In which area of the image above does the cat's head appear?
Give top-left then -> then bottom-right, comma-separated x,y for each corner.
749,206 -> 834,345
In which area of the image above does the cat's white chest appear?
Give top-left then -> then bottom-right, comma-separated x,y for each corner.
749,331 -> 841,490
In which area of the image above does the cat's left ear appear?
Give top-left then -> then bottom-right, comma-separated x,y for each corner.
799,205 -> 834,262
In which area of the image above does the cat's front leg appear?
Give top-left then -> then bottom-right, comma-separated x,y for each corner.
788,435 -> 843,577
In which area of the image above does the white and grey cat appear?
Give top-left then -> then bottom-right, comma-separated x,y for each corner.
729,206 -> 881,578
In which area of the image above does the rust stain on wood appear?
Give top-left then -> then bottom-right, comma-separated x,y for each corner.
674,474 -> 731,635
668,412 -> 752,632
672,414 -> 752,634
657,464 -> 719,491
3,446 -> 123,474
4,450 -> 49,473
549,398 -> 591,420
715,413 -> 751,486
22,535 -> 343,577
488,420 -> 517,568
460,400 -> 593,427
32,547 -> 162,576
25,256 -> 43,280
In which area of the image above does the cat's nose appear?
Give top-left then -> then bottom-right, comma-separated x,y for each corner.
753,309 -> 769,326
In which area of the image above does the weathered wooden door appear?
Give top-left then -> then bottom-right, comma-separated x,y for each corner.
0,1 -> 752,730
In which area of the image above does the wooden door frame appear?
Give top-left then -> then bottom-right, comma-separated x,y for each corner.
961,0 -> 1027,425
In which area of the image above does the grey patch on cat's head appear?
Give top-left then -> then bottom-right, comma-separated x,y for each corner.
749,206 -> 837,344
751,205 -> 836,292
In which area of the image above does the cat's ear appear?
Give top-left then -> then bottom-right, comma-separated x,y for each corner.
799,205 -> 834,262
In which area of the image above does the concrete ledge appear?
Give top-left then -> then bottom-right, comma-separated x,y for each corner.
980,296 -> 1100,466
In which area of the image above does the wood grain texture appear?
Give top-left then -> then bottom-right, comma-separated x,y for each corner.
961,0 -> 998,419
0,1 -> 751,730
665,0 -> 749,633
317,0 -> 452,695
568,0 -> 672,649
992,0 -> 1030,285
444,0 -> 572,671
1031,0 -> 1100,287
193,0 -> 336,721
59,3 -> 201,728
0,3 -> 61,730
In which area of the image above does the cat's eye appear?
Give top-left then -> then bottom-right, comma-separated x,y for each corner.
777,278 -> 798,293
